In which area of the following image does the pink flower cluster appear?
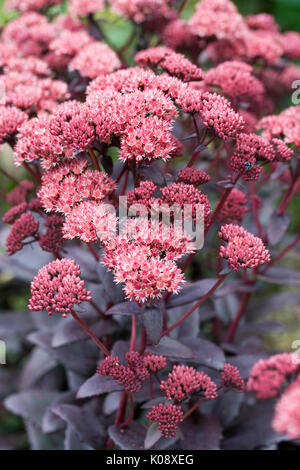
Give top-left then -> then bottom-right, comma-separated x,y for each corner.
177,168 -> 211,186
160,365 -> 218,402
5,212 -> 39,256
258,106 -> 300,149
28,258 -> 91,316
6,0 -> 60,12
147,404 -> 184,438
247,353 -> 300,400
103,239 -> 185,302
205,61 -> 265,104
97,351 -> 166,392
135,46 -> 205,82
273,377 -> 300,440
69,42 -> 121,79
0,107 -> 28,145
217,189 -> 247,224
221,363 -> 244,392
219,224 -> 270,271
69,0 -> 105,17
38,158 -> 115,214
109,0 -> 174,24
6,180 -> 34,206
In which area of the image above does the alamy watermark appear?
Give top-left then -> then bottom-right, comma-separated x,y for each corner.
291,340 -> 300,365
94,197 -> 205,252
292,80 -> 300,105
0,340 -> 6,365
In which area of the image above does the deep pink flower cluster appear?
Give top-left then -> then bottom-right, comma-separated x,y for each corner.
0,71 -> 68,113
160,182 -> 211,224
217,188 -> 247,224
230,132 -> 278,181
6,212 -> 39,256
205,61 -> 265,103
219,224 -> 270,271
97,351 -> 166,392
127,180 -> 157,208
6,0 -> 60,12
135,46 -> 205,82
0,107 -> 28,144
38,215 -> 64,253
69,0 -> 105,17
69,42 -> 121,79
247,353 -> 300,400
221,363 -> 244,392
28,258 -> 91,316
147,404 -> 184,438
258,106 -> 300,149
160,365 -> 218,402
14,116 -> 65,169
109,0 -> 174,24
48,101 -> 96,152
38,158 -> 115,214
189,0 -> 247,41
273,377 -> 300,440
5,180 -> 34,207
63,200 -> 117,243
177,168 -> 211,186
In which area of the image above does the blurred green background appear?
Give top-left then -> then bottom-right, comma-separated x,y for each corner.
0,0 -> 299,32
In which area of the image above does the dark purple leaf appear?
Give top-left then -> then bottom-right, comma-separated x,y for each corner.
178,415 -> 222,450
51,404 -> 105,449
149,337 -> 194,360
226,353 -> 269,379
19,347 -> 58,390
100,154 -> 113,175
25,421 -> 63,450
167,279 -> 218,308
4,390 -> 57,427
222,401 -> 285,450
105,301 -> 140,316
142,307 -> 163,345
64,426 -> 93,450
267,212 -> 290,246
77,374 -> 122,399
103,391 -> 122,416
180,337 -> 225,370
141,397 -> 169,409
144,422 -> 162,450
213,389 -> 244,429
215,280 -> 256,297
108,422 -> 146,450
259,267 -> 300,285
42,392 -> 76,434
51,317 -> 116,348
28,331 -> 99,375
0,312 -> 34,338
96,264 -> 124,304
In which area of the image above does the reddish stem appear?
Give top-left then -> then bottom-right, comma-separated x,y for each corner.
129,315 -> 137,352
88,147 -> 101,172
70,309 -> 110,356
250,181 -> 263,238
23,162 -> 41,183
88,243 -> 100,262
225,293 -> 250,343
89,299 -> 105,317
161,274 -> 227,338
261,233 -> 300,274
120,392 -> 135,428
